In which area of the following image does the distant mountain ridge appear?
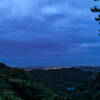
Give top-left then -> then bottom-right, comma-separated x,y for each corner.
77,66 -> 100,72
23,66 -> 100,72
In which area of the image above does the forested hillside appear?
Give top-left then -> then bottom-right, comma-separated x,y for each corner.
0,63 -> 100,100
71,72 -> 100,100
28,68 -> 94,95
0,63 -> 66,100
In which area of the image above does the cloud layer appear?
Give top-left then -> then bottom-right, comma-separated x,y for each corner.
0,0 -> 99,66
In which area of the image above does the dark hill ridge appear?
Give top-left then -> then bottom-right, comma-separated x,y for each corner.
0,63 -> 100,100
0,63 -> 9,68
0,63 -> 65,100
77,66 -> 100,72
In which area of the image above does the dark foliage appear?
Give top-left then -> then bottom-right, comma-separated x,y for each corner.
28,68 -> 93,95
0,63 -> 66,100
70,72 -> 100,100
0,63 -> 100,100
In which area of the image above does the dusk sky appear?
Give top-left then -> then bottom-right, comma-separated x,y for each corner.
0,0 -> 100,67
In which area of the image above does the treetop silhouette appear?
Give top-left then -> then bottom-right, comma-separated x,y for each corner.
91,0 -> 100,35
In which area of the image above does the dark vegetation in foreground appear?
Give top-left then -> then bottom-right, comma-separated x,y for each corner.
0,63 -> 100,100
0,63 -> 66,100
28,68 -> 94,95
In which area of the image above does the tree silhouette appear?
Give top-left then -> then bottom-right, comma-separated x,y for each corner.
91,0 -> 100,35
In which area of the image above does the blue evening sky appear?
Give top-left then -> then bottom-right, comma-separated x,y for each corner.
0,0 -> 99,67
